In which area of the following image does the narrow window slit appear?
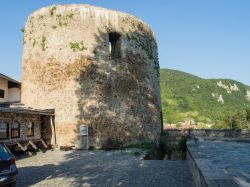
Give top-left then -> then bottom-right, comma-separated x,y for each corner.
108,32 -> 121,59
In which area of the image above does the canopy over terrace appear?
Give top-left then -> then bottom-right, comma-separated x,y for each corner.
0,105 -> 55,151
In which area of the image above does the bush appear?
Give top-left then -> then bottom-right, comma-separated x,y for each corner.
126,142 -> 155,150
88,146 -> 96,151
176,136 -> 187,159
102,138 -> 123,151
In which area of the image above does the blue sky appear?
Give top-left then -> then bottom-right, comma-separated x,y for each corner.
0,0 -> 249,85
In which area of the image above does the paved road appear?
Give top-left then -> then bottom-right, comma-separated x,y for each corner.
16,149 -> 194,187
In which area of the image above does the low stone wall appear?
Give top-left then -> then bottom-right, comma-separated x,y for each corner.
164,129 -> 250,139
187,140 -> 243,187
0,112 -> 41,143
186,148 -> 207,187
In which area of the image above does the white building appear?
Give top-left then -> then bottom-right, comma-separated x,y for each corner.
0,73 -> 21,103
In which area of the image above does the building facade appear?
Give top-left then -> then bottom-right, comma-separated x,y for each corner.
0,74 -> 54,149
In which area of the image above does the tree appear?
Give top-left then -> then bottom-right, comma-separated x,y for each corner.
246,109 -> 250,122
232,111 -> 247,129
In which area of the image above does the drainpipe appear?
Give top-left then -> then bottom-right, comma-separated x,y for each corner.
50,116 -> 56,145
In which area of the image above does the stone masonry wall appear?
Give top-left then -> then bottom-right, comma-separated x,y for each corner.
0,112 -> 41,143
164,129 -> 250,138
21,4 -> 161,148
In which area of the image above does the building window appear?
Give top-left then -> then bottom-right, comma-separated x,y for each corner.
27,122 -> 34,137
0,89 -> 4,98
108,32 -> 121,59
11,122 -> 20,138
0,122 -> 9,139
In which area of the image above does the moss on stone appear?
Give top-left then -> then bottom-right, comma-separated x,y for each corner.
41,36 -> 47,51
50,6 -> 57,16
32,39 -> 37,47
69,41 -> 87,52
66,13 -> 74,19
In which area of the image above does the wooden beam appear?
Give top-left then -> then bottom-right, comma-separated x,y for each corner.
50,116 -> 56,145
16,142 -> 26,152
29,140 -> 38,150
41,139 -> 48,149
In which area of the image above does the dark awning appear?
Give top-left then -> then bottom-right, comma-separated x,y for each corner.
0,107 -> 55,116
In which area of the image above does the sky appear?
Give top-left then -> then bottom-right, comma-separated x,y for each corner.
0,0 -> 250,85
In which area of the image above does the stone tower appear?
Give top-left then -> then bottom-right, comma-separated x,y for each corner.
22,4 -> 161,148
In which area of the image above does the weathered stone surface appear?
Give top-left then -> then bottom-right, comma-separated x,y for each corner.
21,4 -> 161,148
187,140 -> 250,187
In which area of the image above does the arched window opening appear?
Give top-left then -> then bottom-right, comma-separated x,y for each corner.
11,122 -> 20,138
0,122 -> 9,139
27,122 -> 35,137
108,32 -> 121,59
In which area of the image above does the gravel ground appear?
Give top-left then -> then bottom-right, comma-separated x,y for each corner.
16,149 -> 194,187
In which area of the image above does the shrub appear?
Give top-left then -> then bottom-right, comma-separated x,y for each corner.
102,138 -> 123,151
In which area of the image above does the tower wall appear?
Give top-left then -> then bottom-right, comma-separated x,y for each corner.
22,4 -> 161,147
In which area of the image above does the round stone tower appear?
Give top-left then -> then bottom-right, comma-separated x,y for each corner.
22,4 -> 161,148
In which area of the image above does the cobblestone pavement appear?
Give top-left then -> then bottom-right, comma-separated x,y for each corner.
16,149 -> 194,187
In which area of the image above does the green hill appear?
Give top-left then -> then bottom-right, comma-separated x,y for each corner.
160,69 -> 250,126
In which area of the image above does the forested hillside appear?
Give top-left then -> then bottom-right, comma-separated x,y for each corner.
160,69 -> 250,128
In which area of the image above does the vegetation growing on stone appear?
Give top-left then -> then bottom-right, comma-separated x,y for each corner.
127,31 -> 159,77
154,48 -> 160,77
32,39 -> 37,47
137,22 -> 144,31
69,41 -> 87,52
41,36 -> 47,51
50,6 -> 57,16
23,5 -> 161,148
54,12 -> 75,28
127,33 -> 154,60
66,13 -> 74,19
